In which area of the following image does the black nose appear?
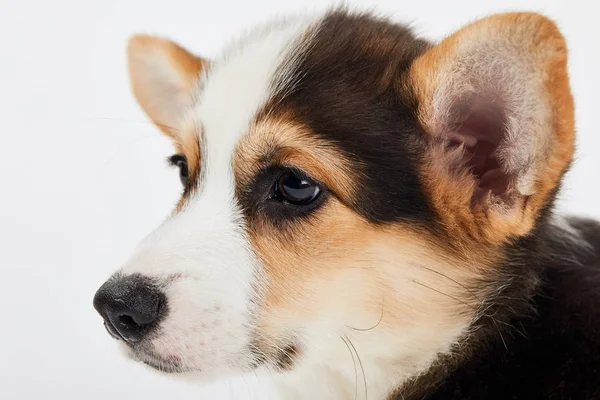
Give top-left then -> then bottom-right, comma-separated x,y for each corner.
93,274 -> 166,344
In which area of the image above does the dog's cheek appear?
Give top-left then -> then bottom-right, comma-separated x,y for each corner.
248,202 -> 382,338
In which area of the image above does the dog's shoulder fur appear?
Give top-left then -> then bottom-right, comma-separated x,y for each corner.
395,215 -> 600,399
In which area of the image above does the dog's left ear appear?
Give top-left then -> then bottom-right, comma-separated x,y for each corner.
408,13 -> 574,244
127,35 -> 207,138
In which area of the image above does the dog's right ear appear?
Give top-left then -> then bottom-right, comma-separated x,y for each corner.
407,13 -> 574,244
127,35 -> 206,138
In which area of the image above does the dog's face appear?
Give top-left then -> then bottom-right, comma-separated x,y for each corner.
94,10 -> 573,391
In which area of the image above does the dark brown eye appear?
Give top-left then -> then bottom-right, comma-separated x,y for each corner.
275,172 -> 321,205
168,155 -> 189,186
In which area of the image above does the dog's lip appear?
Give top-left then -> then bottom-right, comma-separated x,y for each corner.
133,350 -> 187,374
141,358 -> 183,374
103,320 -> 123,341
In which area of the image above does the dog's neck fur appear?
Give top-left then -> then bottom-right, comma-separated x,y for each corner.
259,214 -> 600,400
399,215 -> 600,400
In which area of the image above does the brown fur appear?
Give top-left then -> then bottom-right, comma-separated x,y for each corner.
173,120 -> 202,211
234,112 -> 498,369
234,116 -> 357,204
127,35 -> 205,209
247,201 -> 486,368
128,35 -> 206,138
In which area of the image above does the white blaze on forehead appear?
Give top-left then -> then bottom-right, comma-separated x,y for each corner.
123,19 -> 316,290
195,18 -> 313,180
118,18 -> 317,375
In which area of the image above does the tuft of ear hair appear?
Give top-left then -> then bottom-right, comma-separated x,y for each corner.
409,13 -> 574,244
127,35 -> 207,138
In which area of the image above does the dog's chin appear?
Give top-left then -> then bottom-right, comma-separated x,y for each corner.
141,357 -> 185,374
116,336 -> 301,382
117,341 -> 257,382
121,344 -> 188,375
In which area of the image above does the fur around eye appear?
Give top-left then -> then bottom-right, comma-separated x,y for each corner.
168,154 -> 189,186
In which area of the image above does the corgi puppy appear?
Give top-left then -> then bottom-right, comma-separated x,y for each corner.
93,8 -> 600,400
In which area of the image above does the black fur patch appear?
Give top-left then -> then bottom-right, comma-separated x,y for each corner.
274,344 -> 300,371
391,217 -> 600,399
261,10 -> 435,226
245,10 -> 600,398
248,338 -> 300,372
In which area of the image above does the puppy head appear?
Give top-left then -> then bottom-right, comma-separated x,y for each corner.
93,10 -> 573,388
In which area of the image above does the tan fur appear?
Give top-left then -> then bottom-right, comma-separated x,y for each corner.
249,197 -> 485,368
233,115 -> 495,374
127,36 -> 206,208
235,117 -> 357,203
127,35 -> 206,138
122,13 -> 574,394
409,13 -> 574,246
173,120 -> 202,211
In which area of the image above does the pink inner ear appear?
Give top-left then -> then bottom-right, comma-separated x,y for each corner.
446,103 -> 510,205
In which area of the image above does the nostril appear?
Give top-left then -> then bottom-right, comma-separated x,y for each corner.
118,314 -> 138,328
113,313 -> 147,343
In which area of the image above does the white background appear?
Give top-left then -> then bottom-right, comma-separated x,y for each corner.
0,0 -> 598,398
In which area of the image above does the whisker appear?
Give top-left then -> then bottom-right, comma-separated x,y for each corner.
340,335 -> 359,400
491,318 -> 509,350
346,296 -> 385,332
415,264 -> 483,305
345,335 -> 368,400
414,265 -> 521,345
486,312 -> 528,340
410,279 -> 475,310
